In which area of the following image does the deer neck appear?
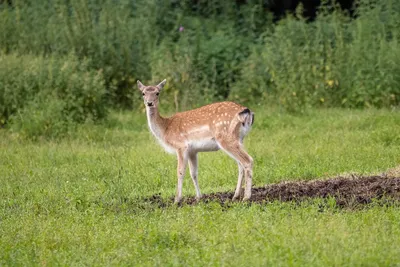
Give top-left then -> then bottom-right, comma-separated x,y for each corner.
146,106 -> 167,141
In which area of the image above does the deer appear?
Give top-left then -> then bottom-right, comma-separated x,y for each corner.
137,79 -> 254,204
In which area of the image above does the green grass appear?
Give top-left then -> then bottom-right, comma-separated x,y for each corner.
1,108 -> 400,266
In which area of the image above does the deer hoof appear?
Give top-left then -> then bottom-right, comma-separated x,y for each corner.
242,195 -> 251,202
174,197 -> 182,205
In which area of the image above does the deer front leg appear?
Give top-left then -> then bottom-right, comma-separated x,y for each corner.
175,149 -> 188,204
188,152 -> 202,201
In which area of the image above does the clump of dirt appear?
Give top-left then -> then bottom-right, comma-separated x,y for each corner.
144,173 -> 400,208
386,165 -> 400,178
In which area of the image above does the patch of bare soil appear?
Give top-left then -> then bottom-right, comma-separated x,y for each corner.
192,175 -> 400,207
144,172 -> 400,208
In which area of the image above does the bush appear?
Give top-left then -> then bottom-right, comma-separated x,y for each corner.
9,95 -> 72,139
0,53 -> 107,137
0,0 -> 173,107
150,17 -> 250,110
234,1 -> 400,111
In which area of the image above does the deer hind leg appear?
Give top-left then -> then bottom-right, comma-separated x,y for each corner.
232,164 -> 244,200
217,139 -> 253,201
188,152 -> 202,201
175,148 -> 188,204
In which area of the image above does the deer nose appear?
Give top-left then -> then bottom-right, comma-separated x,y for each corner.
147,102 -> 154,107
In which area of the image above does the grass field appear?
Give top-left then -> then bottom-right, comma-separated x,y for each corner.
1,108 -> 400,266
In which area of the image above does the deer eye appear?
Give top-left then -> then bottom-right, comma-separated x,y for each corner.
142,93 -> 145,96
156,92 -> 159,96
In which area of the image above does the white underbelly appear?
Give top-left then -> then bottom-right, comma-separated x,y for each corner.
188,139 -> 220,152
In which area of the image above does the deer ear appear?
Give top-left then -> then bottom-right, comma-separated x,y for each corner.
137,80 -> 145,91
156,79 -> 167,91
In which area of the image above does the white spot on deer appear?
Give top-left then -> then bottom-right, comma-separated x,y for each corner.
187,125 -> 210,134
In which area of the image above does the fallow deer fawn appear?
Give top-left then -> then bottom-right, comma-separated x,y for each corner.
138,79 -> 254,203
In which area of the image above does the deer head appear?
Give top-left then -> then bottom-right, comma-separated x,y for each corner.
137,79 -> 166,108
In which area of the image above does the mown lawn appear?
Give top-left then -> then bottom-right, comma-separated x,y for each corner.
1,108 -> 400,266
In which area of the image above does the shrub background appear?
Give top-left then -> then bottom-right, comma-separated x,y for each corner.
0,54 -> 107,138
0,0 -> 399,136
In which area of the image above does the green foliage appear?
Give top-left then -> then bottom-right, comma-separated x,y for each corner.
0,0 -> 268,109
1,108 -> 400,265
151,21 -> 248,109
0,0 -> 160,107
9,96 -> 72,139
0,0 -> 400,114
236,0 -> 400,111
0,54 -> 107,138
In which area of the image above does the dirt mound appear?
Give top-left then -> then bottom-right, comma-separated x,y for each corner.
189,175 -> 400,207
144,174 -> 400,208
